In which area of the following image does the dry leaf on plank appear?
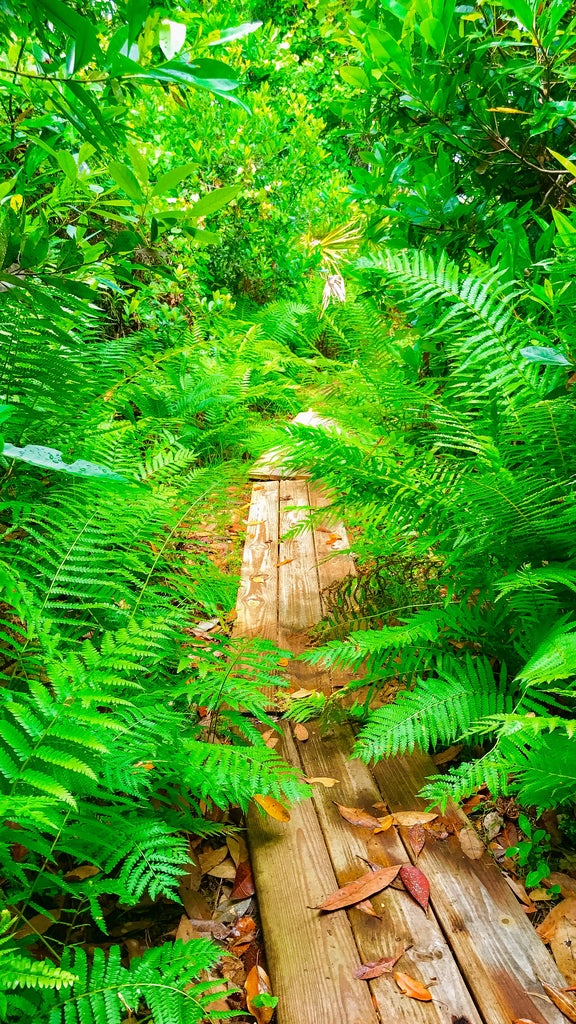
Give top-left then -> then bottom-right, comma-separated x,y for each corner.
315,864 -> 402,911
294,723 -> 309,742
354,949 -> 405,980
542,982 -> 576,1022
432,744 -> 462,765
253,794 -> 290,822
335,804 -> 382,829
374,814 -> 394,833
400,865 -> 430,913
355,899 -> 380,918
393,811 -> 438,827
458,825 -> 485,860
394,972 -> 432,1001
305,777 -> 339,788
408,824 -> 426,858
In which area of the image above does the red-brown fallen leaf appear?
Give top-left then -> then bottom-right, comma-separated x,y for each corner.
231,861 -> 255,900
315,864 -> 402,911
461,794 -> 484,814
458,825 -> 485,860
537,897 -> 576,942
393,811 -> 438,827
335,804 -> 382,829
542,982 -> 576,1022
229,915 -> 257,955
408,824 -> 426,858
245,965 -> 276,1024
253,794 -> 290,822
354,950 -> 405,979
394,972 -> 432,1001
294,723 -> 309,742
355,899 -> 380,918
400,865 -> 430,913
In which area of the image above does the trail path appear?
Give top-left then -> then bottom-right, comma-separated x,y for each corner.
234,424 -> 566,1024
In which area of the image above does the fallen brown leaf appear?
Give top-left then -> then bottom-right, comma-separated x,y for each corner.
245,965 -> 276,1024
432,744 -> 462,765
551,917 -> 576,985
354,950 -> 405,980
393,811 -> 438,827
230,915 -> 257,955
503,875 -> 536,912
208,858 -> 237,881
461,794 -> 484,814
199,845 -> 228,874
227,836 -> 249,868
542,982 -> 576,1022
253,794 -> 290,822
231,861 -> 255,900
335,804 -> 382,829
546,873 -> 576,898
355,899 -> 380,918
394,972 -> 432,1001
408,824 -> 426,858
64,864 -> 100,881
400,865 -> 430,913
14,910 -> 61,940
537,897 -> 576,943
294,723 -> 309,742
175,915 -> 203,944
458,825 -> 485,860
316,864 -> 402,911
305,777 -> 339,788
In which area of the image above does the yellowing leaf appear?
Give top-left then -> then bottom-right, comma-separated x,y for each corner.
394,972 -> 432,1001
549,148 -> 576,180
245,965 -> 276,1024
64,864 -> 101,881
305,776 -> 339,788
253,794 -> 290,821
488,106 -> 527,114
374,814 -> 394,832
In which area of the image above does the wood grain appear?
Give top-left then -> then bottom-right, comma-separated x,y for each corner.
296,722 -> 482,1024
234,480 -> 279,642
247,725 -> 379,1024
371,749 -> 567,1024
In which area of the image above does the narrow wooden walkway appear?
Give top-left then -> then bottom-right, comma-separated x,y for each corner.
235,467 -> 566,1024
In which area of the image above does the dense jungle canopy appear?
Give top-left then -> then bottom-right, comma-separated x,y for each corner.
1,0 -> 576,1018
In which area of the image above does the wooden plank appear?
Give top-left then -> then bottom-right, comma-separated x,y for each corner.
277,481 -> 330,692
371,749 -> 567,1024
247,725 -> 380,1024
234,481 -> 279,643
293,722 -> 482,1024
309,486 -> 356,610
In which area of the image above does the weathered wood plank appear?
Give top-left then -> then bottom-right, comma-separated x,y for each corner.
371,749 -> 567,1024
234,480 -> 279,643
247,725 -> 380,1024
293,722 -> 482,1024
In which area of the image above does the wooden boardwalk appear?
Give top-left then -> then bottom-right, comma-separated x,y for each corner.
236,470 -> 567,1024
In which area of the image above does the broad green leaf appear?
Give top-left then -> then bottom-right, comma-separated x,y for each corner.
151,162 -> 197,198
552,208 -> 576,246
56,151 -> 77,182
127,143 -> 149,186
108,161 -> 144,202
158,20 -> 186,61
0,178 -> 17,202
2,444 -> 125,481
502,0 -> 535,29
420,16 -> 446,50
339,66 -> 370,89
208,21 -> 263,45
520,345 -> 572,366
189,184 -> 242,218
